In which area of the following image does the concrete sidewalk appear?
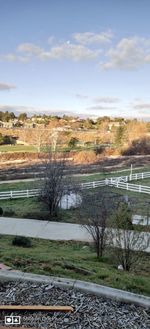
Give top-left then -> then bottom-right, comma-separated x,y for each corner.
0,217 -> 91,241
0,217 -> 149,252
0,270 -> 149,307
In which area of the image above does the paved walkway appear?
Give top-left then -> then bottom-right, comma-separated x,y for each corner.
0,217 -> 149,252
0,217 -> 91,241
0,178 -> 38,184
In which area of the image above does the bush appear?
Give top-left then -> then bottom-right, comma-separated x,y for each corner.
0,134 -> 16,145
4,209 -> 15,217
12,236 -> 32,248
103,147 -> 121,157
73,150 -> 97,164
68,137 -> 79,148
0,207 -> 3,216
122,137 -> 150,155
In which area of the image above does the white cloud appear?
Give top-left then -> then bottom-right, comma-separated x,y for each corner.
93,96 -> 120,103
0,105 -> 34,113
15,41 -> 100,62
39,43 -> 100,61
133,103 -> 150,109
0,82 -> 16,91
76,94 -> 89,99
73,30 -> 113,45
0,53 -> 30,62
2,33 -> 150,70
87,105 -> 116,111
47,36 -> 55,45
0,104 -> 84,118
101,37 -> 150,70
145,54 -> 150,63
17,43 -> 43,56
0,104 -> 53,116
0,54 -> 17,62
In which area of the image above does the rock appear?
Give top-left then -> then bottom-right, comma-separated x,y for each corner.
118,264 -> 124,270
0,263 -> 11,271
44,284 -> 54,291
82,245 -> 88,250
0,281 -> 149,328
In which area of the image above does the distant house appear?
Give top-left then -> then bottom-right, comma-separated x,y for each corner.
52,126 -> 72,132
0,121 -> 14,128
23,122 -> 36,128
108,121 -> 125,131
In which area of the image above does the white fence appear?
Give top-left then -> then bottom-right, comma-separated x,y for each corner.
106,171 -> 150,184
108,181 -> 150,194
0,188 -> 40,200
0,181 -> 106,200
80,180 -> 106,189
0,172 -> 150,200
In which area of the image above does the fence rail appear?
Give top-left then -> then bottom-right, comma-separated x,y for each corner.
0,172 -> 150,200
108,181 -> 150,194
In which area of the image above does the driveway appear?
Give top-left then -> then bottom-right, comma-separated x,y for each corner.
0,217 -> 149,252
0,217 -> 91,241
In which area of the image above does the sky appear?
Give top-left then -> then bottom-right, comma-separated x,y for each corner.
0,0 -> 150,120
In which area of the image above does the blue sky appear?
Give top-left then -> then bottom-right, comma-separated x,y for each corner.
0,0 -> 150,120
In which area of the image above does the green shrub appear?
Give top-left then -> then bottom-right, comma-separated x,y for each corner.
12,236 -> 32,248
4,209 -> 15,217
0,207 -> 3,216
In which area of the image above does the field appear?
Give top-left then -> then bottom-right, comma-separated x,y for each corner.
0,164 -> 150,188
0,166 -> 150,298
0,235 -> 149,296
0,167 -> 150,221
0,185 -> 150,224
130,178 -> 150,186
0,144 -> 37,152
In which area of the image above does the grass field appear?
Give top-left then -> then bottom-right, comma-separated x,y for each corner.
0,197 -> 80,222
0,235 -> 149,296
130,178 -> 150,186
0,186 -> 150,223
0,144 -> 37,152
0,169 -> 149,221
0,165 -> 150,190
0,181 -> 38,192
76,167 -> 150,182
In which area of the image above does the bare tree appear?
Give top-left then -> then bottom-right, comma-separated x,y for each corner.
80,191 -> 117,258
32,128 -> 54,153
39,149 -> 79,218
110,202 -> 150,271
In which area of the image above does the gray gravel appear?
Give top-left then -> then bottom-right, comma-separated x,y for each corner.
0,281 -> 149,329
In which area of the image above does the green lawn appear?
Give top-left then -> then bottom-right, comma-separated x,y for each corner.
0,173 -> 122,192
0,144 -> 37,152
0,169 -> 149,221
76,167 -> 150,183
0,181 -> 38,192
0,197 -> 79,222
130,178 -> 150,186
0,174 -> 149,192
0,197 -> 50,220
0,187 -> 150,225
102,186 -> 150,217
0,235 -> 149,296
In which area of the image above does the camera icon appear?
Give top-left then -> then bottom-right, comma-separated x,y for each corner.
5,316 -> 21,325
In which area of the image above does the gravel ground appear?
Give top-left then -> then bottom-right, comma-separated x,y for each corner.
0,281 -> 149,329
